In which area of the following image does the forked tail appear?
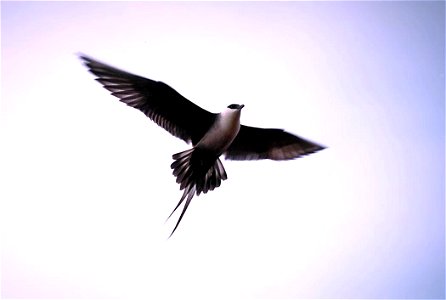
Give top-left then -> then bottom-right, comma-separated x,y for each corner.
167,148 -> 227,237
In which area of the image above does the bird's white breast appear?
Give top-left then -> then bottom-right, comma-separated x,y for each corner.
197,108 -> 241,154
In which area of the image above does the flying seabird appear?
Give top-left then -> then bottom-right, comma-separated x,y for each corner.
79,54 -> 326,236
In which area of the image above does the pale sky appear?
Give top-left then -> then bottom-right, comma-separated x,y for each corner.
1,1 -> 444,299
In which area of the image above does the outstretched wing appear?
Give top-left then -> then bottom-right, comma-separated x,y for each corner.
225,125 -> 325,160
80,54 -> 217,145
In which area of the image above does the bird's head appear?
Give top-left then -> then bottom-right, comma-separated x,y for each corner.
227,104 -> 245,110
221,103 -> 244,120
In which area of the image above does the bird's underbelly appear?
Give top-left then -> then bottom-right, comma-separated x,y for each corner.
196,119 -> 240,155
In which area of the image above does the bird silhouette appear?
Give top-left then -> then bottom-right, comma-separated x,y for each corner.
80,54 -> 325,236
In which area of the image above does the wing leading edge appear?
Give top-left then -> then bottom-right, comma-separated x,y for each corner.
79,54 -> 217,145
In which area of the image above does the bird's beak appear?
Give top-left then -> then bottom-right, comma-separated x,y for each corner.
239,104 -> 245,110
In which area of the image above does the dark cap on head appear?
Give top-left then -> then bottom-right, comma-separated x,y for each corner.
227,104 -> 244,110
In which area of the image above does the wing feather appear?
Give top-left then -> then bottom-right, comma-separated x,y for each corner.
80,54 -> 217,144
225,125 -> 325,161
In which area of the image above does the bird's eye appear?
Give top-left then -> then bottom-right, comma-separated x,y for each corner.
228,104 -> 238,109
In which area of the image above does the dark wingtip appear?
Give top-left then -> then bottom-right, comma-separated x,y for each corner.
77,52 -> 92,63
77,53 -> 107,69
315,143 -> 327,152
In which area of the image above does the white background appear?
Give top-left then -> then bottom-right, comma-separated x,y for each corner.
1,2 -> 444,299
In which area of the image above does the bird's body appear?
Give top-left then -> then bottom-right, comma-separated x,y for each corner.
198,106 -> 242,152
80,54 -> 325,236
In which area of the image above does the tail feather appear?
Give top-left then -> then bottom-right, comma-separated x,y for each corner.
171,149 -> 193,173
166,185 -> 191,221
172,158 -> 189,176
216,159 -> 228,181
168,147 -> 228,235
203,170 -> 213,194
177,165 -> 192,186
167,185 -> 196,238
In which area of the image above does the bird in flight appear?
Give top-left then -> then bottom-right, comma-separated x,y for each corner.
79,54 -> 325,237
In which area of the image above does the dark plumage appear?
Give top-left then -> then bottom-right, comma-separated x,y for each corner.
79,54 -> 325,236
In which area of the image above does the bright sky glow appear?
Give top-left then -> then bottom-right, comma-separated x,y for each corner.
1,1 -> 444,299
